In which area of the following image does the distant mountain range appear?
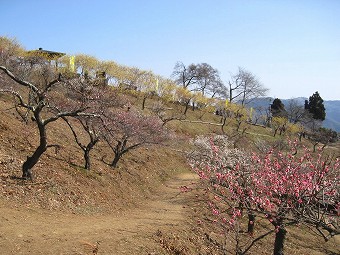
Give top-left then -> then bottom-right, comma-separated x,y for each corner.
323,100 -> 340,132
247,97 -> 340,132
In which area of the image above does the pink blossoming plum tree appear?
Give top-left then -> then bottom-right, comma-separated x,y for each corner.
190,135 -> 260,254
102,109 -> 168,168
190,136 -> 339,255
250,144 -> 339,255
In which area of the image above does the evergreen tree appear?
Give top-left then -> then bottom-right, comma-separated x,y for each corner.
271,98 -> 287,118
307,91 -> 326,121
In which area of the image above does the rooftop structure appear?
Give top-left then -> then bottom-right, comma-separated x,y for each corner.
26,47 -> 66,60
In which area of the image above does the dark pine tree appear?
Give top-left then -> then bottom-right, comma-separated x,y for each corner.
271,98 -> 287,118
308,91 -> 326,121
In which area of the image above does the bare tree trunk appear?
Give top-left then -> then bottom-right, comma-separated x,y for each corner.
22,145 -> 46,180
183,100 -> 190,115
83,140 -> 97,170
221,117 -> 227,134
22,118 -> 47,180
84,149 -> 91,170
110,153 -> 121,168
142,95 -> 147,110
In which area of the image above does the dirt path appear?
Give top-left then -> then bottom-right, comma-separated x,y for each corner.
0,172 -> 198,255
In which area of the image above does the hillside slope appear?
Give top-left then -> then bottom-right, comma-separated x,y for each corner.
0,94 -> 339,255
0,95 -> 191,212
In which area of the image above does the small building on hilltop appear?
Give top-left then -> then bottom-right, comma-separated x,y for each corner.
26,47 -> 65,70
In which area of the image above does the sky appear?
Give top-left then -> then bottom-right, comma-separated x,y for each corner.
1,0 -> 340,100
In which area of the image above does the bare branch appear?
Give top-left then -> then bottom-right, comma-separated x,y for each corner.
0,89 -> 32,110
61,116 -> 86,150
0,65 -> 39,93
43,108 -> 90,125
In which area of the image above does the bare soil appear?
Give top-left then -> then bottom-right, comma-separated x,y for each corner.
0,173 -> 198,255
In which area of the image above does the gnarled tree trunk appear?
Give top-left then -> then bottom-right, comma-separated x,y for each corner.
22,119 -> 47,180
110,153 -> 121,168
83,139 -> 98,170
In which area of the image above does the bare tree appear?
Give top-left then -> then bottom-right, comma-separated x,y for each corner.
195,63 -> 225,97
171,61 -> 199,89
228,67 -> 268,105
62,116 -> 101,170
151,101 -> 186,126
307,127 -> 338,152
286,99 -> 308,124
0,64 -> 98,180
61,86 -> 126,170
172,62 -> 226,98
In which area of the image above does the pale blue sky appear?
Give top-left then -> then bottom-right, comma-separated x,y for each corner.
1,0 -> 340,100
